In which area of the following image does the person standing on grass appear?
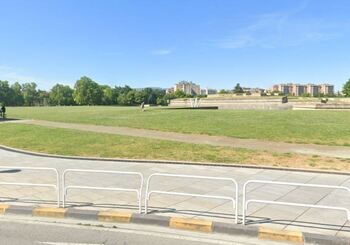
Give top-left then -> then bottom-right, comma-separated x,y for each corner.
0,104 -> 5,118
140,101 -> 145,112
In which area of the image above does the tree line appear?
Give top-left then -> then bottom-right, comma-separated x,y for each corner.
0,76 -> 193,106
344,79 -> 350,97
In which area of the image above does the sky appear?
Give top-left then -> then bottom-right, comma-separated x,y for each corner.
0,0 -> 350,91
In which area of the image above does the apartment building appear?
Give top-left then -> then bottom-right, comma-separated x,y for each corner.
201,88 -> 217,95
319,84 -> 334,95
273,83 -> 334,96
306,84 -> 320,96
174,81 -> 201,95
292,84 -> 307,96
166,87 -> 175,94
272,83 -> 294,95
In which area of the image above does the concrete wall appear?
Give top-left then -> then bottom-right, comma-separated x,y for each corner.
169,98 -> 292,110
169,98 -> 350,110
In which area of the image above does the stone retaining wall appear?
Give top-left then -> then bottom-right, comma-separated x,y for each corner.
169,98 -> 350,110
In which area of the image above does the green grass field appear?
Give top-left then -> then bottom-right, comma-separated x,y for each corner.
7,106 -> 350,146
1,123 -> 349,170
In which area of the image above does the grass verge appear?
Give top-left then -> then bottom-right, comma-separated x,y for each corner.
8,106 -> 350,147
0,123 -> 349,171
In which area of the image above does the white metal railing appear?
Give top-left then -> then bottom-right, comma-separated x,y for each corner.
0,166 -> 60,207
62,169 -> 144,213
189,98 -> 201,108
145,173 -> 239,223
242,180 -> 350,225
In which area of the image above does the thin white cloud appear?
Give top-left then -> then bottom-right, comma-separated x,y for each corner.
151,49 -> 172,56
0,65 -> 42,83
214,2 -> 345,49
0,65 -> 70,90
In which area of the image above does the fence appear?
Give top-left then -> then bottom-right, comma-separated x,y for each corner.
242,180 -> 350,225
62,169 -> 144,213
0,166 -> 60,207
2,166 -> 349,227
144,173 -> 239,223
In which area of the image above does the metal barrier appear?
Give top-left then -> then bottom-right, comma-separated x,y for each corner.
62,169 -> 144,213
145,173 -> 239,223
242,180 -> 350,225
0,166 -> 60,207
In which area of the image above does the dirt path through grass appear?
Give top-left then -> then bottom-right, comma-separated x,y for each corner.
12,119 -> 350,159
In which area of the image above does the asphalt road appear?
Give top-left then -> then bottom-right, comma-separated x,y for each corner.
0,217 -> 285,245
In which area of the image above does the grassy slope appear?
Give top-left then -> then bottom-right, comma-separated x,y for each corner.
8,106 -> 350,146
0,123 -> 349,170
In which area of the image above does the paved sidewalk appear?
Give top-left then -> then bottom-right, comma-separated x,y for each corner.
0,148 -> 349,238
12,119 -> 350,158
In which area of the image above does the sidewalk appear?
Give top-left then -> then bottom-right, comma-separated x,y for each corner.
0,148 -> 349,238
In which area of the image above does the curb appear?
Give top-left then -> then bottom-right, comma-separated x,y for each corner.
259,227 -> 304,244
0,144 -> 349,176
0,205 -> 349,245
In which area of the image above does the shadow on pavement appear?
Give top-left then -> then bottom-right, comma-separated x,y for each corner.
64,201 -> 140,212
0,197 -> 57,206
0,169 -> 22,174
246,215 -> 346,232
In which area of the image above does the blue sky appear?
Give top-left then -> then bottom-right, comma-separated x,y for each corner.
0,0 -> 349,91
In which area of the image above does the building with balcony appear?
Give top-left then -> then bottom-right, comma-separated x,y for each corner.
174,81 -> 201,95
306,84 -> 320,96
319,84 -> 334,95
272,83 -> 334,96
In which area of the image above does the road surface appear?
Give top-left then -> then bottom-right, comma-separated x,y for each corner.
0,216 -> 284,245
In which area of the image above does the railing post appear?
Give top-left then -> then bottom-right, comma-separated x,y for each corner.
242,181 -> 247,225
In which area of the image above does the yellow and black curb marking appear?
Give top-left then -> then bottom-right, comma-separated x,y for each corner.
0,204 -> 9,214
169,217 -> 213,232
33,207 -> 67,218
0,204 -> 348,245
98,211 -> 132,223
259,227 -> 304,244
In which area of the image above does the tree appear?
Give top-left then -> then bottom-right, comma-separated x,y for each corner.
134,88 -> 157,105
50,84 -> 75,106
117,90 -> 136,105
219,89 -> 229,94
343,79 -> 350,97
73,76 -> 103,105
101,85 -> 116,105
37,90 -> 50,106
163,92 -> 176,101
10,82 -> 24,106
134,90 -> 146,104
0,78 -> 170,107
233,83 -> 243,94
174,90 -> 187,98
22,82 -> 38,106
0,80 -> 11,105
156,96 -> 168,106
114,85 -> 132,104
143,88 -> 164,105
